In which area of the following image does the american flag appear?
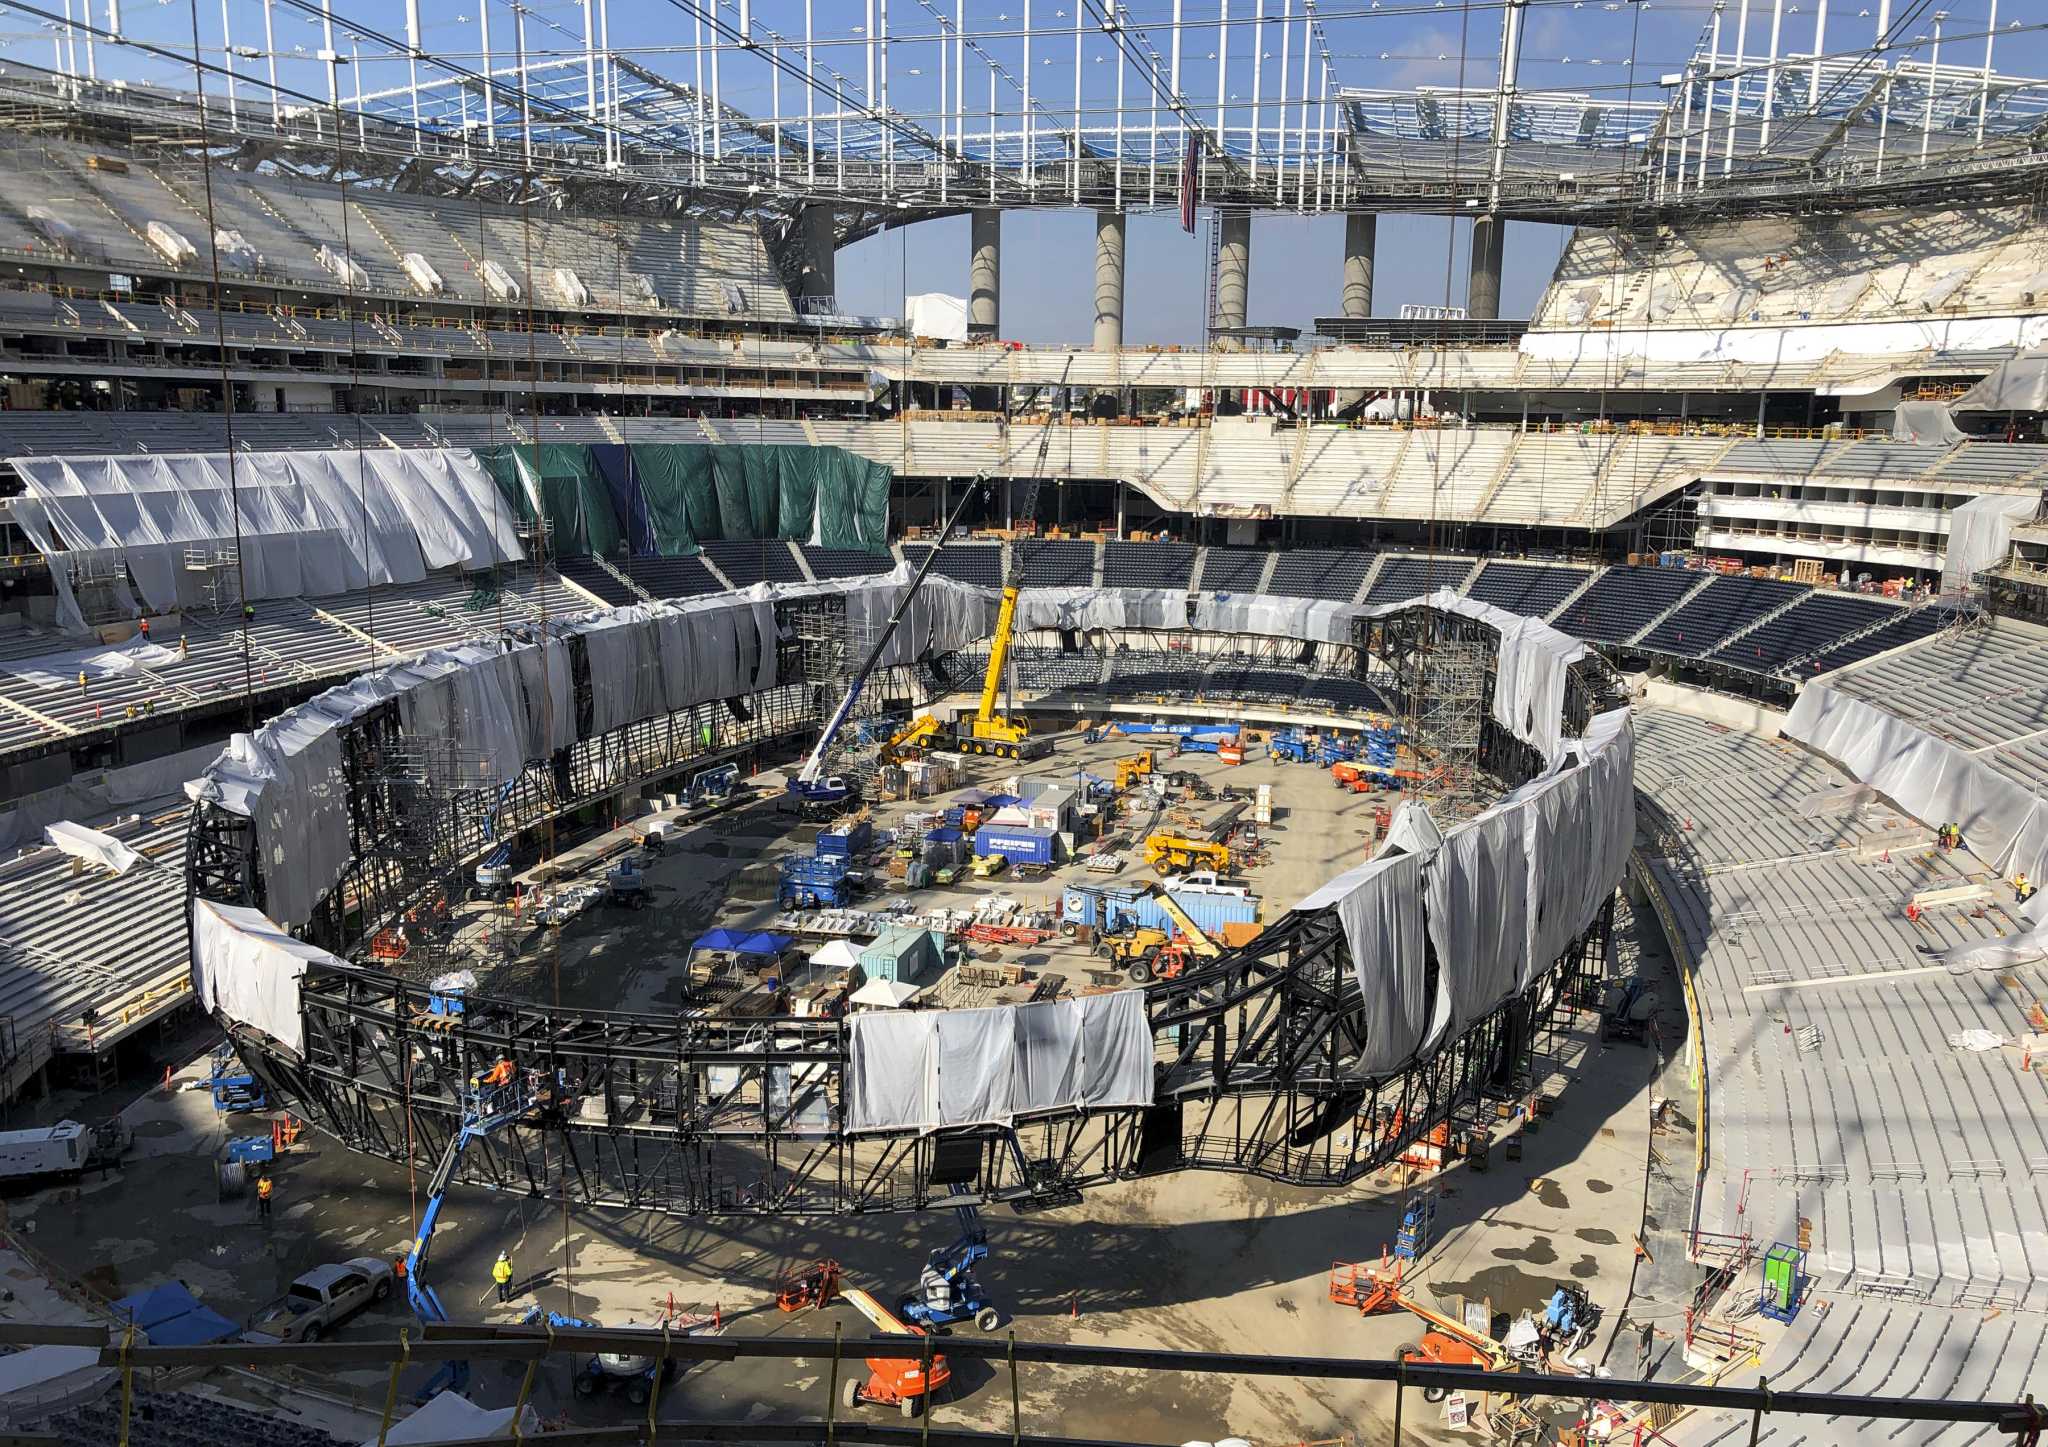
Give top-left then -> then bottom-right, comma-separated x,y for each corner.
1179,134 -> 1198,234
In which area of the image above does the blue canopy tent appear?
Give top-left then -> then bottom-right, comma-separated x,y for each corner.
111,1283 -> 240,1346
684,929 -> 795,969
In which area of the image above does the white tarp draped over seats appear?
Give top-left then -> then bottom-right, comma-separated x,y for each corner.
1893,399 -> 1967,444
1785,685 -> 2048,883
844,990 -> 1152,1133
1941,493 -> 2037,593
7,449 -> 523,632
190,898 -> 345,1053
1018,588 -> 1190,633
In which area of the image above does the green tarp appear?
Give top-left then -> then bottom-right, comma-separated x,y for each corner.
477,442 -> 890,559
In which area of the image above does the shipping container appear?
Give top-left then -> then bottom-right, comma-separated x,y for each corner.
860,926 -> 945,984
1062,886 -> 1259,936
973,825 -> 1058,866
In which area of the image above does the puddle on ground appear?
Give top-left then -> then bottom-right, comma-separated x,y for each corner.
1532,1178 -> 1570,1210
1569,1253 -> 1600,1279
1576,1227 -> 1619,1245
1585,1178 -> 1615,1195
1491,1236 -> 1558,1267
1425,1265 -> 1556,1321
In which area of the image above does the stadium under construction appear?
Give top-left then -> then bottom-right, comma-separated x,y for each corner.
0,2 -> 2043,1444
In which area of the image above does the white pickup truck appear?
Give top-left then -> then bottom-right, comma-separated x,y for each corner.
247,1258 -> 394,1342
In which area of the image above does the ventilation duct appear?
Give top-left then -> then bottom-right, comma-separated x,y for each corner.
314,244 -> 368,290
478,258 -> 522,303
401,252 -> 444,296
551,267 -> 590,307
145,221 -> 197,266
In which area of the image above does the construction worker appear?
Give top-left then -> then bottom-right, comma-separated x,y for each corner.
2018,872 -> 2036,903
255,1170 -> 274,1222
76,669 -> 87,698
137,616 -> 149,642
493,1250 -> 514,1303
178,634 -> 189,662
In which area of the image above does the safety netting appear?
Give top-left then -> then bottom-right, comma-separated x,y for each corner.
475,442 -> 891,558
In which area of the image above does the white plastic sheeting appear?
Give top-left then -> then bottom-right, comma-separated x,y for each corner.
189,575 -> 990,930
7,449 -> 523,632
1893,400 -> 1967,444
1290,705 -> 1634,1076
1298,852 -> 1438,1078
1940,493 -> 2036,593
844,990 -> 1152,1133
190,898 -> 345,1054
42,821 -> 141,875
1018,588 -> 1189,633
1954,351 -> 2048,412
1197,592 -> 1357,644
904,293 -> 970,342
1786,685 -> 2048,884
841,569 -> 996,666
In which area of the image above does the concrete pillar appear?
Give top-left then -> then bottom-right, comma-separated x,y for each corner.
795,203 -> 836,306
1215,210 -> 1251,335
1467,215 -> 1506,320
1092,210 -> 1126,351
1341,213 -> 1377,318
968,208 -> 1001,337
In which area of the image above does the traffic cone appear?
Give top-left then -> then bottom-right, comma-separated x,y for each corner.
1069,1293 -> 1077,1319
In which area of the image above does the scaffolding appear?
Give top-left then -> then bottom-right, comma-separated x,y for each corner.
1413,641 -> 1488,795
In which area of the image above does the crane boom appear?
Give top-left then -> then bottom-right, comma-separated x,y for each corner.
976,583 -> 1022,725
792,477 -> 989,791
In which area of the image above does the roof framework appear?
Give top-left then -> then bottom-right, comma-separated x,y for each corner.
0,2 -> 2043,233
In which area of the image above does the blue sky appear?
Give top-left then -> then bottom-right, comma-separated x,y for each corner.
18,0 -> 2041,343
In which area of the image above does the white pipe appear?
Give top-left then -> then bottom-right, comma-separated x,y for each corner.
581,0 -> 596,118
1723,0 -> 1749,174
515,1 -> 531,166
953,0 -> 964,163
1072,9 -> 1082,202
263,0 -> 278,125
805,0 -> 816,186
222,0 -> 239,128
1699,5 -> 1721,186
476,0 -> 493,147
320,0 -> 336,108
1250,0 -> 1264,181
1920,10 -> 1943,166
1023,0 -> 1034,186
1295,2 -> 1311,209
991,63 -> 1000,202
1275,0 -> 1290,202
1114,39 -> 1125,211
1758,0 -> 1782,149
1215,0 -> 1228,139
1978,0 -> 1997,145
1807,0 -> 1827,108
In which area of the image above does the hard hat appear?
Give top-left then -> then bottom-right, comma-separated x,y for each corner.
498,1250 -> 509,1259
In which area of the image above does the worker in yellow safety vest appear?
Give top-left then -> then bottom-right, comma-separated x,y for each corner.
493,1251 -> 514,1303
255,1172 -> 274,1222
2018,871 -> 2036,903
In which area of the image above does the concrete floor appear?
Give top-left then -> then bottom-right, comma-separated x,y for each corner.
6,728 -> 1657,1443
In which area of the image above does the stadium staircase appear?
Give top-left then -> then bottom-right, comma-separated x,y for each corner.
1625,573 -> 1714,645
1543,568 -> 1602,623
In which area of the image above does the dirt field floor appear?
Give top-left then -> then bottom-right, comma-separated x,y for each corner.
4,724 -> 1662,1444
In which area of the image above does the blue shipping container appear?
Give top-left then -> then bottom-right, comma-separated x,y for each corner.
1063,886 -> 1258,935
817,820 -> 874,856
973,825 -> 1057,866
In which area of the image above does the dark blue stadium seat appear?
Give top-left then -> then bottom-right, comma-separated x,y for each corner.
801,546 -> 895,579
1016,539 -> 1096,588
1198,548 -> 1268,593
1464,562 -> 1591,618
903,543 -> 1003,586
1266,549 -> 1373,602
700,539 -> 805,586
1636,574 -> 1807,657
558,556 -> 641,607
1366,554 -> 1477,604
1799,603 -> 1957,676
1101,541 -> 1194,589
1707,592 -> 1900,674
621,555 -> 724,598
1552,565 -> 1702,644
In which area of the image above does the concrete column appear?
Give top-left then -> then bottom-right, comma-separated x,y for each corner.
1215,210 -> 1251,334
1092,210 -> 1126,351
1467,215 -> 1506,320
1341,213 -> 1377,318
795,203 -> 836,305
968,208 -> 1001,337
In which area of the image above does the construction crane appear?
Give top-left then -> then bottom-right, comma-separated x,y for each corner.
898,1205 -> 1002,1333
402,1070 -> 534,1401
952,548 -> 1052,759
786,477 -> 989,817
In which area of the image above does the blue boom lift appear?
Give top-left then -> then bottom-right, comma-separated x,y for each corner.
402,1071 -> 534,1401
898,1205 -> 1002,1333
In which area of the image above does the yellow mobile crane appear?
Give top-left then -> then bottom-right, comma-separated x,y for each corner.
953,574 -> 1050,759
